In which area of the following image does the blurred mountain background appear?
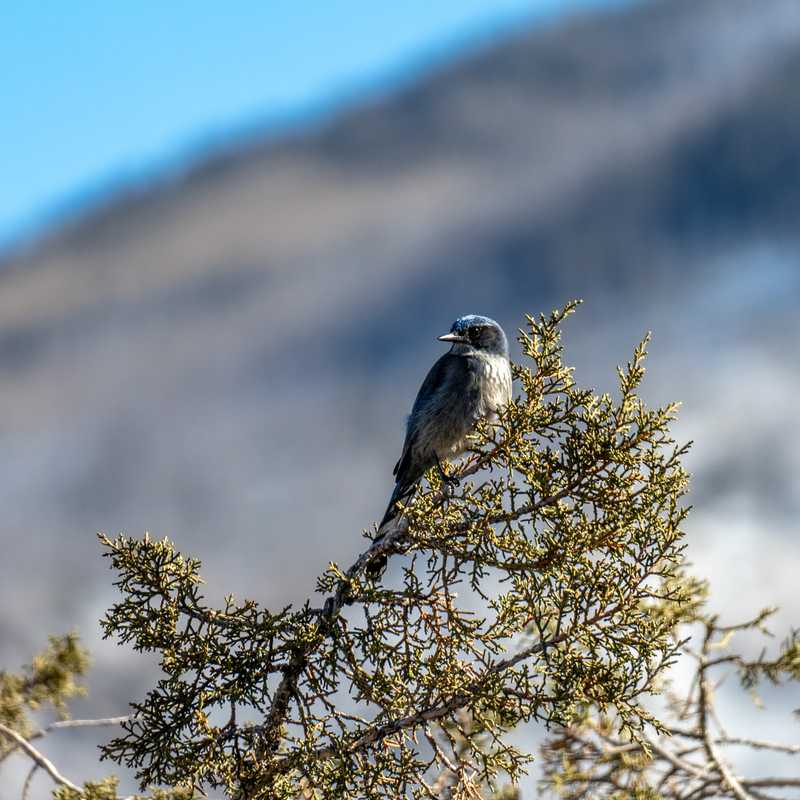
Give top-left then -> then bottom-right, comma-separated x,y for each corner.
2,0 -> 800,795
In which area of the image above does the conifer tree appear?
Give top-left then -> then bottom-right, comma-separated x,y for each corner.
1,304 -> 797,799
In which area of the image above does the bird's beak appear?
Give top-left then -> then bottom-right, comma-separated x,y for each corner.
438,332 -> 469,344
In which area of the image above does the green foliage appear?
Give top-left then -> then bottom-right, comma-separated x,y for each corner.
539,604 -> 800,798
54,776 -> 197,800
94,303 -> 693,799
0,633 -> 89,754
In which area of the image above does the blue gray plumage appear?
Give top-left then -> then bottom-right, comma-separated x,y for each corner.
372,316 -> 512,572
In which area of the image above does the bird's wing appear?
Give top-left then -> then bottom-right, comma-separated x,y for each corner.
393,353 -> 473,479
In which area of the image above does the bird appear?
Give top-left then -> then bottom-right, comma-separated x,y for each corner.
368,315 -> 513,577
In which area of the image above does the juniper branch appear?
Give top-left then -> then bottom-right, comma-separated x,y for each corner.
96,304 -> 696,799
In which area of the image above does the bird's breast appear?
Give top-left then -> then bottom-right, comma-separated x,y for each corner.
475,354 -> 513,415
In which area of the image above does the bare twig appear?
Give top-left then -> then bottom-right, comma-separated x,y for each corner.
698,625 -> 754,800
21,763 -> 39,800
39,716 -> 131,733
0,722 -> 81,793
1,715 -> 131,764
669,728 -> 800,756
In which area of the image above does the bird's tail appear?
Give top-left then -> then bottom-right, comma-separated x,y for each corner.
378,481 -> 416,530
368,482 -> 416,579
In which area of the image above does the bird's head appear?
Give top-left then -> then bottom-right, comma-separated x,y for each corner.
438,315 -> 509,357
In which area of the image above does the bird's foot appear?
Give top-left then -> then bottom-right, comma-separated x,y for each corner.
435,456 -> 461,494
443,476 -> 461,500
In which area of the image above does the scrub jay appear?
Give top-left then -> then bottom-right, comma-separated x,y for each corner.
369,315 -> 512,576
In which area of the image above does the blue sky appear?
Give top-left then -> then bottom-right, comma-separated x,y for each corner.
1,0 -> 619,248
